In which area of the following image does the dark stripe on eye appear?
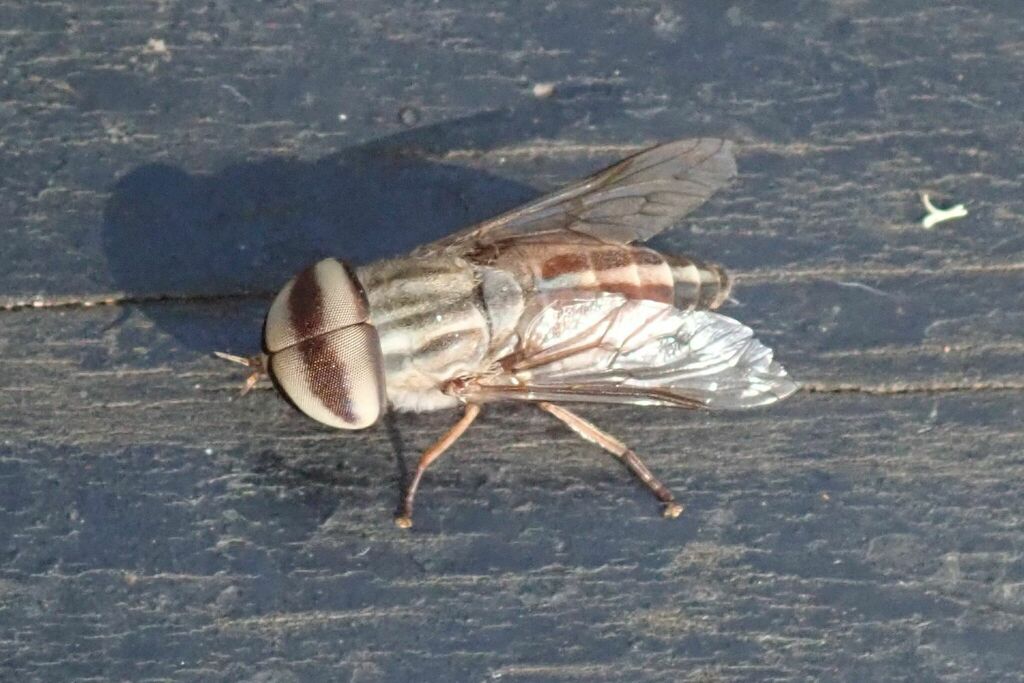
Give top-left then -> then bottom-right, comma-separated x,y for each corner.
287,263 -> 358,423
296,334 -> 359,424
288,264 -> 325,341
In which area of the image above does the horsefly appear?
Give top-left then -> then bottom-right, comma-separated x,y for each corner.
218,139 -> 798,527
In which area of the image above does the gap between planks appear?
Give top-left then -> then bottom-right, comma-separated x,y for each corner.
801,380 -> 1024,395
437,134 -> 982,161
214,380 -> 1024,398
3,261 -> 1023,314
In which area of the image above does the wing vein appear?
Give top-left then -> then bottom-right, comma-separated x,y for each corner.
418,138 -> 737,254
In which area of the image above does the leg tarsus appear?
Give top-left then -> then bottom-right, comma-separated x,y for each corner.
538,401 -> 683,519
395,403 -> 481,529
662,502 -> 684,518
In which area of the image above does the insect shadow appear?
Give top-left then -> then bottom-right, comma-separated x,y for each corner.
100,88 -> 623,500
101,87 -> 622,357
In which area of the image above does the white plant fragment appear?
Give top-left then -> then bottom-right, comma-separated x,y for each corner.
920,193 -> 968,229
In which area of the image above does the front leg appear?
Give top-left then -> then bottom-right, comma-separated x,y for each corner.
395,403 -> 482,529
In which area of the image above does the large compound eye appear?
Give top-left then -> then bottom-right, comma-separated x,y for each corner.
264,259 -> 386,430
270,324 -> 385,429
265,258 -> 369,353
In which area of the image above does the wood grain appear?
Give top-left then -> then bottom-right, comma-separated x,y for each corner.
2,1 -> 1023,681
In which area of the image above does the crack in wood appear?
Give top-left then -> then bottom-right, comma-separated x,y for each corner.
0,290 -> 275,313
803,381 -> 1024,395
436,132 -> 998,162
219,381 -> 1023,398
3,261 -> 1021,314
735,262 -> 1024,284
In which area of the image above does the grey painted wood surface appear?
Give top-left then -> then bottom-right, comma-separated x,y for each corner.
1,1 -> 1022,681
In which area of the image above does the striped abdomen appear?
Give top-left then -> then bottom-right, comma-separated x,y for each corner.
496,243 -> 731,311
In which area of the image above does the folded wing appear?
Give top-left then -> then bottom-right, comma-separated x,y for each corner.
463,294 -> 797,410
419,138 -> 737,254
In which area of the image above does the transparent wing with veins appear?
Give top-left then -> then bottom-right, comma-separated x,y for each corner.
459,294 -> 798,409
418,138 -> 737,255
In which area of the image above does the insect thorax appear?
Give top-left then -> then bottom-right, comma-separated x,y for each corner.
356,255 -> 524,412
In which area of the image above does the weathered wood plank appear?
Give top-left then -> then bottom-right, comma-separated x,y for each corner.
1,307 -> 1022,680
3,1 -> 1024,681
4,127 -> 1023,307
4,268 -> 1021,405
2,2 -> 1023,304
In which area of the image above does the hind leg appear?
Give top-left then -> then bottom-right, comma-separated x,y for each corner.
538,402 -> 683,518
